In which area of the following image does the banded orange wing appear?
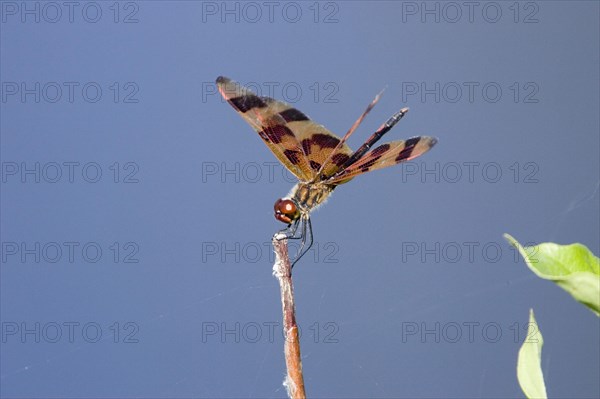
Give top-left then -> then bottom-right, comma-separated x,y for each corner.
326,136 -> 438,185
216,76 -> 353,181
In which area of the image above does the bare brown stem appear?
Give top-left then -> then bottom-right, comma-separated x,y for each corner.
272,235 -> 306,399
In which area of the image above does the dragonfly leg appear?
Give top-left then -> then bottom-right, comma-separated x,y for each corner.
274,216 -> 314,268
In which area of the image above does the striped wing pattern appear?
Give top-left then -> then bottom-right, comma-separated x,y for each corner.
216,76 -> 353,182
216,76 -> 437,187
326,136 -> 437,184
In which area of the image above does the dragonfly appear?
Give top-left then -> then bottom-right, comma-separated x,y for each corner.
216,76 -> 438,266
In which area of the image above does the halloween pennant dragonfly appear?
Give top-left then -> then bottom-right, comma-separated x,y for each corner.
217,76 -> 437,266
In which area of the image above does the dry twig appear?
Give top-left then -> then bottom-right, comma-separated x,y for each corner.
272,234 -> 306,399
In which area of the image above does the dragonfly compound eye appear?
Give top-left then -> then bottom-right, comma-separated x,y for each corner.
274,198 -> 299,224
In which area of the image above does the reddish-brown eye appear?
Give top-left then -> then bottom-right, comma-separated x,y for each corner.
274,199 -> 298,224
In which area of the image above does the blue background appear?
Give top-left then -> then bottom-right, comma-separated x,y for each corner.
1,1 -> 599,398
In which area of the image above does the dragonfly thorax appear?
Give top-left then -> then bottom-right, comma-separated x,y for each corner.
274,182 -> 335,224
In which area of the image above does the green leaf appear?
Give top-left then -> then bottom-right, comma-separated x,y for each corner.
504,234 -> 600,316
517,309 -> 548,399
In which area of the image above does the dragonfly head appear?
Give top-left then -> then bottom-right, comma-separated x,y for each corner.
274,198 -> 300,225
